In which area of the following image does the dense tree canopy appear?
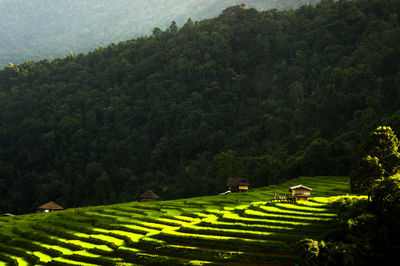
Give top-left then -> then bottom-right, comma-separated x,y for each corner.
0,0 -> 400,213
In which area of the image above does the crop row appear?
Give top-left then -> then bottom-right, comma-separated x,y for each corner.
0,176 -> 349,265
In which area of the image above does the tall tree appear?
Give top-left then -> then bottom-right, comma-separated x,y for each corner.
350,126 -> 400,198
366,126 -> 400,177
350,155 -> 383,199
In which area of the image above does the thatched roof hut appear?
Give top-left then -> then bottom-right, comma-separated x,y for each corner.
226,178 -> 250,192
1,213 -> 15,216
38,201 -> 64,212
289,185 -> 312,201
138,189 -> 159,202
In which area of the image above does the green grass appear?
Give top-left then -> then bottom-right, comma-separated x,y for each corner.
0,176 -> 356,265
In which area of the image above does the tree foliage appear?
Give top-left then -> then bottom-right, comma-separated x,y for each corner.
299,126 -> 400,264
350,126 -> 400,197
366,126 -> 400,176
350,155 -> 383,198
0,0 -> 321,68
0,0 -> 400,213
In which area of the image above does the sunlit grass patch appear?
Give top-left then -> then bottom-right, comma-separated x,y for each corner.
73,249 -> 101,258
232,204 -> 250,211
134,220 -> 178,231
255,205 -> 337,217
0,175 -> 350,265
93,227 -> 145,243
275,203 -> 333,213
82,211 -> 122,220
161,227 -> 236,241
118,222 -> 159,234
221,212 -> 313,226
178,224 -> 302,242
295,200 -> 329,207
68,239 -> 113,252
89,234 -> 125,246
0,251 -> 14,262
123,206 -> 164,217
197,213 -> 219,222
204,209 -> 231,216
52,256 -> 99,266
244,209 -> 335,222
161,208 -> 182,216
157,229 -> 290,254
117,246 -> 141,253
3,255 -> 29,266
156,217 -> 195,227
97,208 -> 146,219
160,227 -> 286,246
41,243 -> 74,255
308,197 -> 333,204
32,251 -> 52,263
199,219 -> 293,232
172,215 -> 201,223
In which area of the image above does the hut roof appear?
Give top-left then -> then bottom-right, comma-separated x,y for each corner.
289,185 -> 312,191
38,201 -> 64,210
1,213 -> 15,216
139,189 -> 159,200
227,178 -> 250,187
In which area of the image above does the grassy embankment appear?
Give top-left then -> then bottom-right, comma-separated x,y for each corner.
0,176 -> 353,265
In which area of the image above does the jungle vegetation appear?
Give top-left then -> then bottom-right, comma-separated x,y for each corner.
297,126 -> 400,265
0,0 -> 400,213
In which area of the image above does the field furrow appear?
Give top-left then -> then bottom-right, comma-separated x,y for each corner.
0,176 -> 351,265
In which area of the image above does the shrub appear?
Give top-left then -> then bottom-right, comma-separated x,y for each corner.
295,239 -> 320,266
329,196 -> 369,219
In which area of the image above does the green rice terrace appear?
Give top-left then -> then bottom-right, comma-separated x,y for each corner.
0,176 -> 352,265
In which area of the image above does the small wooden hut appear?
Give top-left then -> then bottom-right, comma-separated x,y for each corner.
38,201 -> 64,212
139,189 -> 159,202
1,213 -> 15,216
227,178 -> 250,192
289,185 -> 312,201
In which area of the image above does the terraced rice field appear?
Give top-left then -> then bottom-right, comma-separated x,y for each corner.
0,176 -> 350,265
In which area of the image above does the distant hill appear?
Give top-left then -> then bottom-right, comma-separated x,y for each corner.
0,0 -> 321,68
0,0 -> 399,214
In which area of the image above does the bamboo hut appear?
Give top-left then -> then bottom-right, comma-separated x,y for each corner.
227,178 -> 250,192
38,201 -> 64,212
138,189 -> 159,202
289,185 -> 312,201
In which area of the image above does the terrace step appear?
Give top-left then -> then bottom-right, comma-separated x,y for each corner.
129,239 -> 298,265
249,204 -> 337,218
237,209 -> 335,223
178,225 -> 303,243
197,220 -> 322,236
0,175 -> 350,265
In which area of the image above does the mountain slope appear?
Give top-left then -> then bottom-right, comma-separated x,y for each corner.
0,0 -> 399,213
0,0 -> 321,68
0,176 -> 349,265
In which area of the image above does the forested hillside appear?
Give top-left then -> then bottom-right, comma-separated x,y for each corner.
0,0 -> 320,68
0,0 -> 400,213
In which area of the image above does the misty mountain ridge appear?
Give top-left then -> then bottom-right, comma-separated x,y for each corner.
0,0 -> 321,68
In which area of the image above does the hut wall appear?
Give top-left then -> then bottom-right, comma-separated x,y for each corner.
291,188 -> 311,197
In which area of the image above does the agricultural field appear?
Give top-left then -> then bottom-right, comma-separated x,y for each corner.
0,176 -> 351,265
